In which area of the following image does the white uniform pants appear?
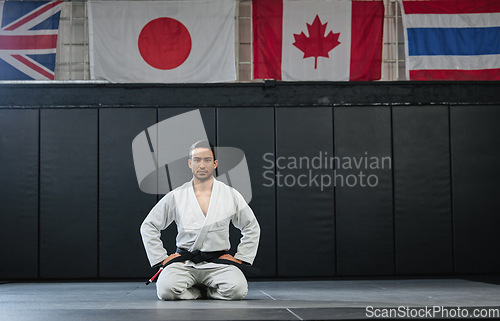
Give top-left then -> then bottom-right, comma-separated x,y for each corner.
156,262 -> 248,300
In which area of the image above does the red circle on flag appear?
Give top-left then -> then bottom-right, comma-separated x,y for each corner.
138,17 -> 192,70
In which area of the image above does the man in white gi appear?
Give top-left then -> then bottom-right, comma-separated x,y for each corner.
140,141 -> 260,300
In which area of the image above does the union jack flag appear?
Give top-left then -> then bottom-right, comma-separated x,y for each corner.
0,1 -> 63,80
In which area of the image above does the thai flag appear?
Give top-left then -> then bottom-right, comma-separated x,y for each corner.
400,0 -> 500,80
0,1 -> 63,80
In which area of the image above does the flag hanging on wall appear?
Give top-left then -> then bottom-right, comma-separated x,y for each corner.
0,1 -> 63,80
400,0 -> 500,80
88,0 -> 236,83
253,0 -> 384,81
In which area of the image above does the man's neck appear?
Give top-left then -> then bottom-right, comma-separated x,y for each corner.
192,175 -> 214,193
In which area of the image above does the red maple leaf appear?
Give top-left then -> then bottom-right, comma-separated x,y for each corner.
293,15 -> 341,69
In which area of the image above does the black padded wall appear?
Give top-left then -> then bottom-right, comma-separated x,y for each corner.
334,107 -> 394,276
40,109 -> 98,279
99,109 -> 158,278
275,107 -> 335,277
217,108 -> 276,277
392,106 -> 453,274
1,82 -> 500,280
451,105 -> 500,273
0,109 -> 39,279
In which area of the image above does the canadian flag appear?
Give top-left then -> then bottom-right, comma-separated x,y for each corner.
88,0 -> 236,83
253,0 -> 384,81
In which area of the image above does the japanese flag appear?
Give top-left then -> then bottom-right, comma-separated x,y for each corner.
88,0 -> 236,83
253,0 -> 384,81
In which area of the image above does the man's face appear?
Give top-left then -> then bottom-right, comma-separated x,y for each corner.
188,147 -> 218,181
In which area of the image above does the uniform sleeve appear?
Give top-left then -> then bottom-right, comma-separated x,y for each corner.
231,190 -> 261,265
140,193 -> 176,267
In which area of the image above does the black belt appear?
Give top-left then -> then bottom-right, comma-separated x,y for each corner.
146,248 -> 259,285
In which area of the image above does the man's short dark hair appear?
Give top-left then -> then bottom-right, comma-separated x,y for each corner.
189,140 -> 216,160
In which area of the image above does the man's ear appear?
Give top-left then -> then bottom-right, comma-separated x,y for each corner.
213,159 -> 218,169
188,158 -> 192,169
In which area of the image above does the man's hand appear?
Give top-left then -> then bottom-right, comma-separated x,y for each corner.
218,254 -> 242,264
161,253 -> 182,266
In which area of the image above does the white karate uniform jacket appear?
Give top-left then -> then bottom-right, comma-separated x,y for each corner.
140,178 -> 260,268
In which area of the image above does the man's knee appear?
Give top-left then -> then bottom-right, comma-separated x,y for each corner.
157,286 -> 177,301
157,277 -> 181,300
156,263 -> 197,300
230,280 -> 248,300
156,274 -> 191,300
216,278 -> 248,300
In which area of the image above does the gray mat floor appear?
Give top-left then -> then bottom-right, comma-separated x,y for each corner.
1,279 -> 500,320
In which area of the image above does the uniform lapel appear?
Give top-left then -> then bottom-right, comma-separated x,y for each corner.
189,178 -> 209,223
189,178 -> 219,251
